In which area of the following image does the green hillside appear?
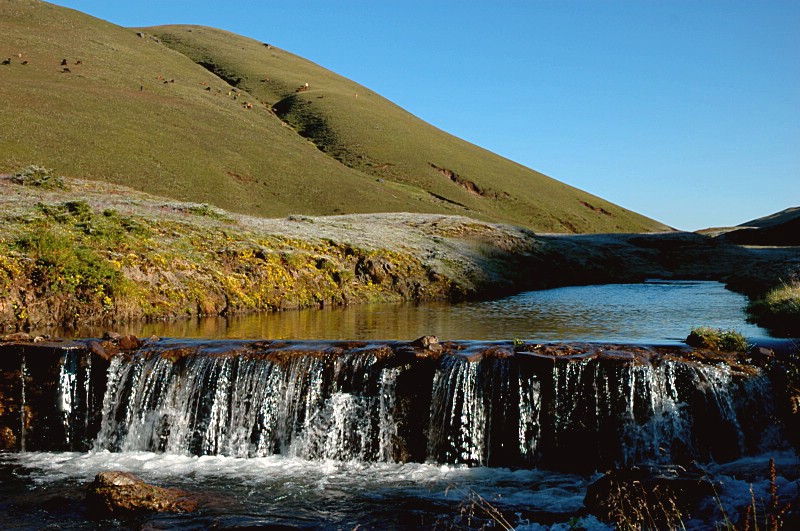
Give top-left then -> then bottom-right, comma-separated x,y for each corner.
0,0 -> 669,233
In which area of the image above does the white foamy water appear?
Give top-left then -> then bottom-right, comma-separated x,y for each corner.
2,450 -> 797,529
1,450 -> 593,528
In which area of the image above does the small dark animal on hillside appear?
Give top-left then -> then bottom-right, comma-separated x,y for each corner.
60,58 -> 68,65
21,61 -> 28,65
1,58 -> 10,65
62,67 -> 71,73
75,60 -> 82,65
296,82 -> 309,92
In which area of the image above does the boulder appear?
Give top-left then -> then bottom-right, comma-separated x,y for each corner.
87,471 -> 197,516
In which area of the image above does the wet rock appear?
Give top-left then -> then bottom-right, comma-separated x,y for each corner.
87,340 -> 110,361
117,335 -> 142,350
410,335 -> 442,355
99,333 -> 142,351
751,346 -> 776,363
87,471 -> 197,515
0,425 -> 16,450
584,465 -> 716,527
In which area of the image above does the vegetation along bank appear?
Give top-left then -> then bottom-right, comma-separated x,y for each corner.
1,168 -> 798,337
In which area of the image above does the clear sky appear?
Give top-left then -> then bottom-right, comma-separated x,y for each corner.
50,0 -> 799,231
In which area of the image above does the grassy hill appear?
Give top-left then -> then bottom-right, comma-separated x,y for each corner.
0,0 -> 668,233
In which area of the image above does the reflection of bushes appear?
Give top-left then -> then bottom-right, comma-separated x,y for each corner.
686,327 -> 749,352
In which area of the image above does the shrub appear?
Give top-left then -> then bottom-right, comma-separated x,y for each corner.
686,327 -> 749,352
15,226 -> 122,301
10,165 -> 66,189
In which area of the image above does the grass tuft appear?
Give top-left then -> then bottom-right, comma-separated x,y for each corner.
686,327 -> 749,352
748,281 -> 800,337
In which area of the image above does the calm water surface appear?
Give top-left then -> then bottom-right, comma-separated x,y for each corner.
46,280 -> 769,342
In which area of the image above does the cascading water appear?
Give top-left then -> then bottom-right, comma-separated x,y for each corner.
0,339 -> 786,469
57,348 -> 95,451
92,345 -> 411,462
1,338 -> 797,530
59,340 -> 780,471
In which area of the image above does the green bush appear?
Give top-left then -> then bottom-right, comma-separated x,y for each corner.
15,226 -> 121,300
11,165 -> 66,189
686,327 -> 749,352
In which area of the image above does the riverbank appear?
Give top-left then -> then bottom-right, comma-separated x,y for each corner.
1,173 -> 798,335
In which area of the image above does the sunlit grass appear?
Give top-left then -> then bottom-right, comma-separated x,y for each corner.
686,327 -> 749,352
748,280 -> 800,336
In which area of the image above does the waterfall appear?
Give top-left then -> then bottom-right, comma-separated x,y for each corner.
92,346 -> 407,461
3,339 -> 786,471
53,347 -> 101,451
19,353 -> 26,452
87,344 -> 782,468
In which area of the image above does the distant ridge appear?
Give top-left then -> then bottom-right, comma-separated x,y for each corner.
719,206 -> 800,246
738,207 -> 800,229
0,0 -> 669,233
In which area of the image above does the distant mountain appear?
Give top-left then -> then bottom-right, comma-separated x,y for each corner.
738,207 -> 800,229
0,0 -> 669,233
719,207 -> 800,246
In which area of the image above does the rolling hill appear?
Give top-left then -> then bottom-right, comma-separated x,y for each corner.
0,0 -> 669,233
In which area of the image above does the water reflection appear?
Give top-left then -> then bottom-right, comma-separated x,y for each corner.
41,280 -> 769,343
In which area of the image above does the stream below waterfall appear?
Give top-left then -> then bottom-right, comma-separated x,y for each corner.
2,451 -> 798,529
2,280 -> 796,529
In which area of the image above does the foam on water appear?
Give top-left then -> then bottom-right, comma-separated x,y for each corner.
1,450 -> 591,526
3,450 -> 797,529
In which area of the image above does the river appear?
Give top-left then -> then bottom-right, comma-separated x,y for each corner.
38,280 -> 769,342
3,280 -> 795,529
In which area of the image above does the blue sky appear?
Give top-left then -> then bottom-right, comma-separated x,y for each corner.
51,1 -> 799,231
